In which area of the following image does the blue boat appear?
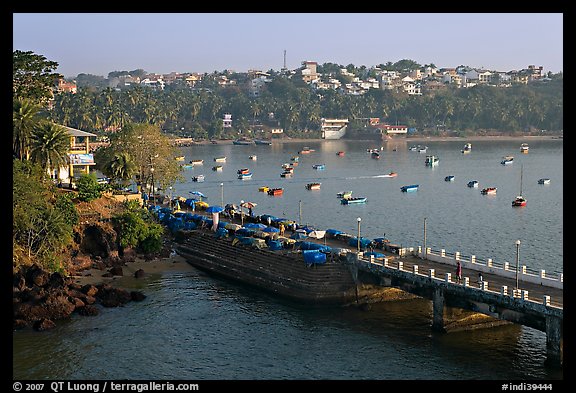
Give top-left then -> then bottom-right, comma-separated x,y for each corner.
312,164 -> 325,170
400,184 -> 419,192
238,172 -> 252,180
341,197 -> 367,204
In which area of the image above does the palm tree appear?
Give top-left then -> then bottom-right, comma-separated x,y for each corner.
103,152 -> 136,188
13,98 -> 43,160
29,122 -> 70,179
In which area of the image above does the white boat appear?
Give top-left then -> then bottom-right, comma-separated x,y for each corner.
467,180 -> 479,188
337,191 -> 353,199
461,143 -> 472,153
192,174 -> 205,182
538,178 -> 551,184
501,155 -> 514,165
520,143 -> 529,153
214,156 -> 227,162
249,155 -> 257,160
425,155 -> 439,166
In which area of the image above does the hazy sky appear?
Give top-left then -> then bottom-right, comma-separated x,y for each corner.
13,13 -> 563,79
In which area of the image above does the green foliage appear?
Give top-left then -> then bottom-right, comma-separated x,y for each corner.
13,50 -> 62,105
76,173 -> 103,202
54,192 -> 80,228
13,159 -> 75,270
112,208 -> 164,254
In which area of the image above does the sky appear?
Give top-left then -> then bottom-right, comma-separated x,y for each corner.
13,13 -> 563,79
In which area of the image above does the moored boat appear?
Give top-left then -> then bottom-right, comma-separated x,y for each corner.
371,151 -> 380,159
233,138 -> 254,145
461,143 -> 472,153
481,187 -> 497,195
337,191 -> 353,199
520,143 -> 529,153
214,156 -> 227,162
512,165 -> 527,207
299,147 -> 314,154
305,182 -> 321,190
237,168 -> 250,174
249,155 -> 257,160
258,186 -> 270,193
336,151 -> 345,156
267,188 -> 284,196
425,155 -> 439,166
312,164 -> 325,170
180,164 -> 193,169
467,180 -> 479,188
190,159 -> 204,165
254,139 -> 272,145
341,197 -> 367,204
238,172 -> 252,180
445,175 -> 455,182
538,178 -> 551,184
175,155 -> 185,161
212,165 -> 223,171
192,174 -> 205,182
280,171 -> 293,178
400,184 -> 419,192
501,155 -> 514,165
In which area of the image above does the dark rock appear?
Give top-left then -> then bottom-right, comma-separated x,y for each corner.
77,305 -> 99,316
26,264 -> 50,287
91,260 -> 106,270
134,269 -> 145,278
97,286 -> 132,307
130,291 -> 146,301
122,248 -> 137,262
109,266 -> 124,276
42,291 -> 76,320
81,284 -> 98,297
70,297 -> 85,309
13,319 -> 28,330
48,272 -> 66,289
33,319 -> 56,331
13,272 -> 26,291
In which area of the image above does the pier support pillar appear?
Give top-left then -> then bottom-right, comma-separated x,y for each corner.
545,315 -> 563,368
432,288 -> 446,332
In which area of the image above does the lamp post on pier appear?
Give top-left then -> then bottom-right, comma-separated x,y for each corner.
515,239 -> 521,296
220,183 -> 224,207
240,199 -> 244,226
357,217 -> 362,253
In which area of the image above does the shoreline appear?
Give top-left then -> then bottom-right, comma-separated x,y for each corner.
190,134 -> 562,145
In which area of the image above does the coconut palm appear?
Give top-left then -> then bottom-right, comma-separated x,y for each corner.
103,152 -> 136,188
13,98 -> 43,160
29,122 -> 70,178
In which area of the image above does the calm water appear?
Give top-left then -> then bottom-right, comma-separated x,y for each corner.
13,138 -> 563,380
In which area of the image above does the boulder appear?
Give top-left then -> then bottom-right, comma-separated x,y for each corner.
134,269 -> 145,278
33,319 -> 56,331
130,291 -> 146,301
77,305 -> 99,316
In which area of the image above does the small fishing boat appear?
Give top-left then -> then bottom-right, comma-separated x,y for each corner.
175,156 -> 185,161
258,186 -> 270,193
190,159 -> 204,165
425,155 -> 439,166
336,151 -> 345,156
538,178 -> 551,185
341,197 -> 367,205
214,156 -> 227,162
467,180 -> 479,188
233,138 -> 254,145
445,175 -> 455,182
371,151 -> 380,159
512,165 -> 527,207
249,155 -> 257,160
254,139 -> 272,145
238,172 -> 252,180
237,168 -> 250,174
408,145 -> 419,151
212,165 -> 223,171
461,143 -> 472,153
520,143 -> 529,153
192,174 -> 205,182
337,191 -> 353,199
501,155 -> 514,165
418,146 -> 428,153
180,164 -> 193,169
400,184 -> 419,192
312,164 -> 325,170
280,171 -> 293,178
267,188 -> 284,196
481,187 -> 497,195
305,182 -> 321,190
299,147 -> 314,154
291,156 -> 299,162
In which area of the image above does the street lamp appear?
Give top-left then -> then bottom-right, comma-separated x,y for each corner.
220,183 -> 224,207
169,186 -> 173,209
357,217 -> 362,253
150,167 -> 155,206
515,239 -> 521,295
240,199 -> 244,225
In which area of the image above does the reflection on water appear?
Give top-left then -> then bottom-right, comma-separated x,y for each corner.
13,268 -> 563,380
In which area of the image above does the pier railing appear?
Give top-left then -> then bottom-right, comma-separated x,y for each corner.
416,247 -> 562,290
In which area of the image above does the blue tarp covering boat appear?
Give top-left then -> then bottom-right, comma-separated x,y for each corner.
364,251 -> 386,259
296,242 -> 332,252
302,250 -> 327,265
215,228 -> 228,238
268,240 -> 283,250
348,237 -> 372,249
183,221 -> 197,230
236,228 -> 256,237
326,229 -> 344,237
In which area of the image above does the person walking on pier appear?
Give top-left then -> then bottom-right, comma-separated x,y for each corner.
279,223 -> 285,236
456,261 -> 462,284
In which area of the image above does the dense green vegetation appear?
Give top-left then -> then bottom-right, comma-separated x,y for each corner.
47,64 -> 563,140
13,51 -> 169,273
